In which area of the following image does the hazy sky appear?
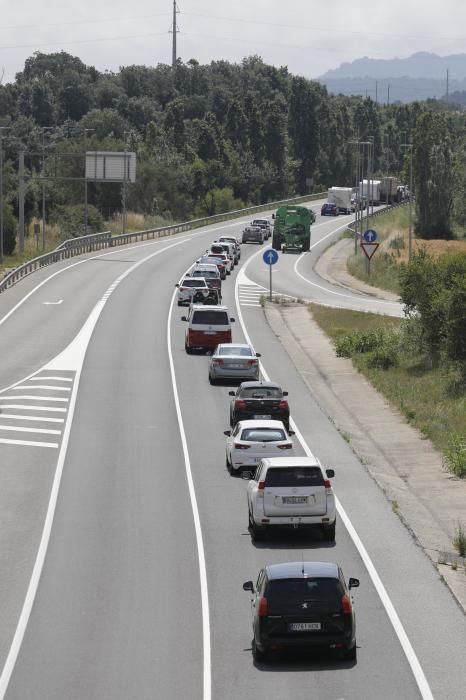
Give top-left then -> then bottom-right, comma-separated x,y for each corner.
1,0 -> 466,83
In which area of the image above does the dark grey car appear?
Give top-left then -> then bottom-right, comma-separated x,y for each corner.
243,561 -> 359,662
242,226 -> 264,244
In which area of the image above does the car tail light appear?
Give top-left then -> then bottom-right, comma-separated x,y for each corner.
277,443 -> 293,450
279,400 -> 288,409
235,400 -> 247,409
258,597 -> 268,617
324,479 -> 332,489
258,480 -> 265,490
246,360 -> 258,366
212,359 -> 224,365
342,594 -> 352,614
234,443 -> 250,450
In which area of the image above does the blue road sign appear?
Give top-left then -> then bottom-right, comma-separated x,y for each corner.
363,229 -> 377,243
263,248 -> 279,265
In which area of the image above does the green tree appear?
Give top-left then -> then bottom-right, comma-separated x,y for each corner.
1,203 -> 16,255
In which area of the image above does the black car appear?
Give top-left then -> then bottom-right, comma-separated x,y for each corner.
229,382 -> 290,431
243,561 -> 360,662
321,202 -> 339,216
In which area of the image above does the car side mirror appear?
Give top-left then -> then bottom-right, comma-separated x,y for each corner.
175,283 -> 180,288
228,391 -> 235,396
288,430 -> 295,436
256,353 -> 261,357
326,469 -> 335,479
230,318 -> 235,322
272,213 -> 275,219
282,391 -> 288,396
349,578 -> 360,590
181,316 -> 187,321
243,581 -> 254,592
224,430 -> 231,437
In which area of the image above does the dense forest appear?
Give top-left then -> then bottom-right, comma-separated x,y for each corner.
0,51 -> 465,250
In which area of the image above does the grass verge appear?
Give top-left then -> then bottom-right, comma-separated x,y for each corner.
309,303 -> 466,456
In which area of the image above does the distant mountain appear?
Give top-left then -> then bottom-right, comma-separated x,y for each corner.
318,52 -> 466,103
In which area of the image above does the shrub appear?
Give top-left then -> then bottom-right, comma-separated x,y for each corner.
453,521 -> 466,557
335,329 -> 397,358
443,433 -> 466,478
2,203 -> 16,256
50,204 -> 105,239
365,347 -> 399,369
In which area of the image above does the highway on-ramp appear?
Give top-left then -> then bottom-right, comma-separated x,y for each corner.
0,208 -> 464,699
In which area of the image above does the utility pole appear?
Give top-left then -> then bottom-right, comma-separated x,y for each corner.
0,126 -> 11,264
84,128 -> 95,234
375,80 -> 378,104
171,1 -> 180,67
41,126 -> 54,251
401,141 -> 413,261
387,84 -> 390,106
446,68 -> 449,105
18,150 -> 25,254
122,131 -> 131,234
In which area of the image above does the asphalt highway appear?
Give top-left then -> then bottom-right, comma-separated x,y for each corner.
0,206 -> 465,699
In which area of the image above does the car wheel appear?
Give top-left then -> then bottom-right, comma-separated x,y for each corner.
185,342 -> 193,355
209,374 -> 216,385
344,643 -> 357,661
250,520 -> 267,541
252,640 -> 269,662
322,521 -> 336,542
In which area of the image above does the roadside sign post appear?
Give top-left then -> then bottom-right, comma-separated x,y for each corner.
361,230 -> 379,276
263,248 -> 279,301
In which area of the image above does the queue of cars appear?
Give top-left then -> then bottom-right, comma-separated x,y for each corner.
177,218 -> 360,664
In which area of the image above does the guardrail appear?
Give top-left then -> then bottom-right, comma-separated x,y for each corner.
346,200 -> 409,237
0,192 -> 325,294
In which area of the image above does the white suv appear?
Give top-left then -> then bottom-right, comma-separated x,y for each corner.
247,456 -> 336,541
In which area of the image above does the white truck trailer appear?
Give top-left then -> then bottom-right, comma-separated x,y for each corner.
359,179 -> 381,206
328,187 -> 352,214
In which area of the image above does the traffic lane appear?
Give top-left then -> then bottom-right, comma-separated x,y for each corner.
6,250 -> 205,699
170,288 -> 420,698
244,243 -> 403,316
241,301 -> 466,699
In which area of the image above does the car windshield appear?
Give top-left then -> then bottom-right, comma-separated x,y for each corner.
240,387 -> 281,398
266,578 -> 344,609
218,346 -> 252,356
265,467 -> 324,487
192,310 -> 229,325
241,428 -> 286,442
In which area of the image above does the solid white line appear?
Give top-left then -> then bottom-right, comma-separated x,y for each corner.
234,256 -> 434,700
0,425 -> 61,435
0,396 -> 69,402
241,303 -> 261,307
12,386 -> 71,392
0,438 -> 58,448
29,377 -> 73,382
167,272 -> 211,700
0,405 -> 67,412
0,414 -> 65,423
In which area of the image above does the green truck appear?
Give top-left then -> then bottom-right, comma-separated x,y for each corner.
272,205 -> 315,253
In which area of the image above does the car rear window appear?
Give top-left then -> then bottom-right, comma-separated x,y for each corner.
182,279 -> 205,287
192,310 -> 229,325
194,270 -> 216,279
240,387 -> 281,398
218,346 -> 252,356
264,466 -> 324,487
266,578 -> 344,609
241,428 -> 286,442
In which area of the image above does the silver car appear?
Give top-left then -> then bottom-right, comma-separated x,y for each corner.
208,343 -> 261,384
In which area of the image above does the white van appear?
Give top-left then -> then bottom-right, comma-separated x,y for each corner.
182,304 -> 235,353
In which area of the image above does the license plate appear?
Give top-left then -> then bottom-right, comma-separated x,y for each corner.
228,364 -> 243,369
204,331 -> 216,335
288,622 -> 321,632
282,496 -> 308,504
254,414 -> 271,419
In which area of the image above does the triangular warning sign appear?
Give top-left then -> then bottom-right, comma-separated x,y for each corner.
361,242 -> 379,260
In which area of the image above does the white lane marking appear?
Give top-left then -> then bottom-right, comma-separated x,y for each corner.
43,300 -> 63,305
0,405 -> 67,413
241,303 -> 261,307
167,266 -> 211,700
11,386 -> 71,392
0,396 -> 69,403
29,377 -> 73,382
0,438 -> 58,448
234,259 -> 434,700
0,425 -> 61,435
293,226 -> 402,310
0,414 -> 64,423
0,236 -> 194,699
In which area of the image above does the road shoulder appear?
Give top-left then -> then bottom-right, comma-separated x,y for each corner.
264,302 -> 466,612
